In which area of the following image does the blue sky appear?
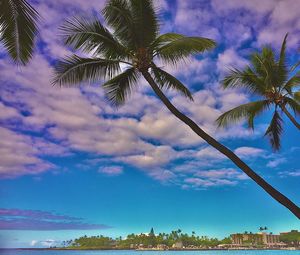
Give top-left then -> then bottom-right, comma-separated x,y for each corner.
1,0 -> 300,249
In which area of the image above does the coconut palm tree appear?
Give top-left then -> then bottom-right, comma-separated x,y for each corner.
53,0 -> 300,218
217,34 -> 300,151
0,0 -> 39,64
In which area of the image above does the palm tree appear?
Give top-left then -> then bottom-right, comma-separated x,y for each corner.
217,34 -> 300,151
53,0 -> 300,218
0,0 -> 39,64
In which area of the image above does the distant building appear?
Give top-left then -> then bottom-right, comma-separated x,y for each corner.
231,232 -> 280,246
172,241 -> 183,249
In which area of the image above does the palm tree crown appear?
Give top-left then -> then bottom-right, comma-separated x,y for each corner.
216,34 -> 300,151
0,0 -> 39,64
53,0 -> 215,104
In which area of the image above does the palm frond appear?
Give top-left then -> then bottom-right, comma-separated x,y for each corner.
53,55 -> 121,86
290,61 -> 300,72
0,0 -> 39,64
102,67 -> 140,106
276,34 -> 289,88
155,36 -> 216,65
283,71 -> 300,94
264,110 -> 283,151
60,16 -> 129,60
150,65 -> 193,100
130,0 -> 159,48
216,100 -> 270,128
250,48 -> 276,88
279,33 -> 288,68
151,33 -> 185,50
102,0 -> 136,49
285,97 -> 300,115
294,91 -> 300,102
222,67 -> 266,95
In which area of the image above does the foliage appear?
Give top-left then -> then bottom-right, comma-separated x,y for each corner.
279,230 -> 300,245
217,34 -> 300,151
65,229 -> 231,249
0,0 -> 39,64
53,0 -> 216,107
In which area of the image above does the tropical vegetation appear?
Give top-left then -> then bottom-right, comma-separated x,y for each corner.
60,228 -> 231,249
53,0 -> 300,218
280,230 -> 300,246
217,34 -> 300,151
0,0 -> 39,64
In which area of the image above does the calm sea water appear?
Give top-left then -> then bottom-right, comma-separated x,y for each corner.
1,250 -> 300,255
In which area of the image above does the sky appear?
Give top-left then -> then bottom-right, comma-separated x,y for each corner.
1,0 -> 300,249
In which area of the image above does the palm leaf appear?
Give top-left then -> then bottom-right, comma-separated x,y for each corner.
216,100 -> 270,128
102,0 -> 136,49
294,91 -> 300,102
103,67 -> 140,106
283,71 -> 300,94
60,16 -> 129,60
222,67 -> 266,95
276,33 -> 288,88
0,0 -> 39,64
151,33 -> 185,50
250,48 -> 276,88
279,33 -> 288,68
130,0 -> 159,48
155,36 -> 216,65
285,97 -> 300,115
290,61 -> 300,72
264,110 -> 283,151
151,65 -> 193,100
53,55 -> 121,86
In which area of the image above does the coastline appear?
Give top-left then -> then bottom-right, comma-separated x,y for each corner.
1,247 -> 299,251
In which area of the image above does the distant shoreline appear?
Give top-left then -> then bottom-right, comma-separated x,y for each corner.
1,248 -> 299,251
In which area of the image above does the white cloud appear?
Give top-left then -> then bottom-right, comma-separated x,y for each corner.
279,170 -> 300,178
267,158 -> 287,168
98,166 -> 123,176
234,146 -> 265,158
217,49 -> 248,75
1,0 -> 287,189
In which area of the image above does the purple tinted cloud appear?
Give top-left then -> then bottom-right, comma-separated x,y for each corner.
0,208 -> 80,221
0,208 -> 111,231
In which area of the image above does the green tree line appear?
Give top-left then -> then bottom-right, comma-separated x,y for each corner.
64,229 -> 232,249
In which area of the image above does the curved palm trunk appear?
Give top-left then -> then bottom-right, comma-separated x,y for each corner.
281,105 -> 300,130
142,71 -> 300,219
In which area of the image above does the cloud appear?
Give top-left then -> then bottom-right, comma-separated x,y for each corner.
267,158 -> 287,168
195,168 -> 248,181
211,0 -> 276,14
279,170 -> 300,178
98,166 -> 123,176
234,146 -> 265,158
0,208 -> 110,231
256,0 -> 300,48
184,177 -> 237,189
0,0 -> 288,189
217,48 -> 248,75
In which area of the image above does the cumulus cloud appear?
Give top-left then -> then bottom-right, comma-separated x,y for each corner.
234,147 -> 265,158
217,49 -> 248,76
1,0 -> 290,189
0,127 -> 67,178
